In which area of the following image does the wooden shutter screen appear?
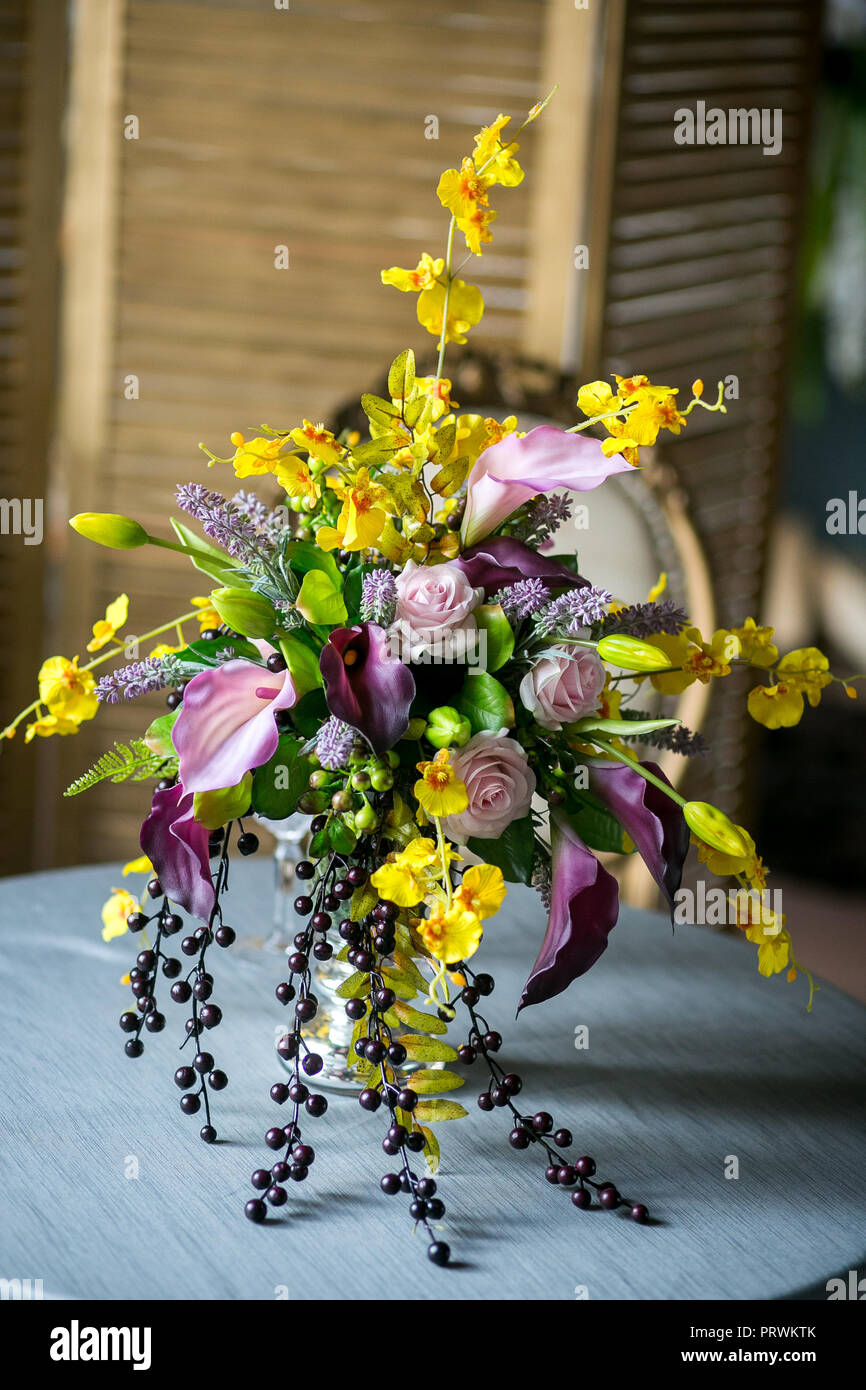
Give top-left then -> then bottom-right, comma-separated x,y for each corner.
0,1 -> 65,875
51,0 -> 551,865
581,0 -> 821,823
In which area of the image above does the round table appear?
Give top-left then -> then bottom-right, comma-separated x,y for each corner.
1,862 -> 863,1300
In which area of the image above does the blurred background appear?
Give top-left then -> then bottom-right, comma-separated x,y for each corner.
0,0 -> 863,991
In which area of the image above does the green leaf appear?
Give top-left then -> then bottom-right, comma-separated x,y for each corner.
566,790 -> 632,855
282,539 -> 341,589
473,604 -> 514,672
361,393 -> 403,430
250,733 -> 313,819
295,569 -> 347,627
169,518 -> 241,587
571,716 -> 680,738
193,772 -> 253,830
403,394 -> 433,432
546,552 -> 581,575
385,1001 -> 448,1035
351,433 -> 406,465
431,419 -> 456,463
413,1099 -> 468,1123
400,1035 -> 459,1063
387,348 -> 416,402
327,817 -> 357,855
143,710 -> 178,757
457,672 -> 514,734
64,740 -> 173,797
378,967 -> 418,1001
410,1069 -> 465,1094
336,971 -> 371,1000
278,635 -> 323,700
414,1122 -> 440,1174
350,881 -> 378,921
468,814 -> 534,885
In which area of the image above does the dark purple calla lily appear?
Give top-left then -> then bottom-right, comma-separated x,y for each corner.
455,536 -> 587,599
519,813 -> 619,1011
140,783 -> 215,924
320,622 -> 415,754
589,759 -> 690,911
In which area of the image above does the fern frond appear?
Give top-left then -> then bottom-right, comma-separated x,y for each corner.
64,740 -> 176,797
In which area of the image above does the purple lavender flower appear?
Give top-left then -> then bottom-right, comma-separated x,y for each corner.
532,855 -> 553,910
360,569 -> 397,626
95,656 -> 181,704
533,584 -> 612,637
231,490 -> 271,529
175,483 -> 261,562
511,493 -> 573,546
617,709 -> 708,758
315,717 -> 356,771
598,600 -> 688,638
494,577 -> 549,620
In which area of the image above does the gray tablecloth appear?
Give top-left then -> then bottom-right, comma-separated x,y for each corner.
1,861 -> 863,1301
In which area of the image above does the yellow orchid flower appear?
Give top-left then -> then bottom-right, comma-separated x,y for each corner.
289,421 -> 343,469
454,863 -> 506,921
648,627 -> 739,695
745,922 -> 790,978
231,434 -> 291,479
456,204 -> 496,256
86,594 -> 129,653
24,713 -> 81,742
576,380 -> 621,418
101,888 -> 139,943
122,854 -> 153,876
419,899 -> 483,965
37,656 -> 99,723
694,827 -> 759,879
149,642 -> 182,659
599,423 -> 640,467
316,468 -> 391,553
412,375 -> 454,422
619,385 -> 685,446
370,837 -> 439,908
731,617 -> 778,668
451,414 -> 518,466
381,253 -> 445,294
276,452 -> 320,506
777,647 -> 832,708
437,157 -> 492,222
414,749 -> 469,819
417,278 -> 484,345
473,114 -> 524,187
747,682 -> 805,729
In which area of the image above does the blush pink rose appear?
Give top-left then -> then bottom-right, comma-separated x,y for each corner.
441,729 -> 536,842
519,646 -> 605,730
394,560 -> 483,642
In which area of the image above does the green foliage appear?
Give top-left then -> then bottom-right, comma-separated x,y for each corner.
384,1001 -> 449,1035
473,604 -> 514,672
457,672 -> 514,734
468,814 -> 535,884
250,733 -> 313,819
413,1099 -> 468,1123
64,740 -> 173,797
387,348 -> 415,402
400,1035 -> 459,1063
408,1069 -> 464,1094
565,790 -> 632,855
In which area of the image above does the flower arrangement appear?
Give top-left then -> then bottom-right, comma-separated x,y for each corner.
4,98 -> 860,1267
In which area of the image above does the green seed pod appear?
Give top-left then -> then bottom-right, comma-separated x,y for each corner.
597,635 -> 672,672
683,801 -> 751,859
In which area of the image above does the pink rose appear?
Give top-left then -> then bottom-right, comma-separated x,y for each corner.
519,646 -> 605,730
394,560 -> 483,642
441,729 -> 536,842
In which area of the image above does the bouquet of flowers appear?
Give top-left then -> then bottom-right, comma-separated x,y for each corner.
4,98 -> 857,1267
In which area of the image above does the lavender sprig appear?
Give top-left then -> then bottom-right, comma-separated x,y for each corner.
509,493 -> 573,546
494,577 -> 549,620
616,708 -> 708,757
95,655 -> 183,703
360,569 -> 397,626
533,585 -> 612,638
175,483 -> 263,563
598,600 -> 687,638
315,717 -> 356,771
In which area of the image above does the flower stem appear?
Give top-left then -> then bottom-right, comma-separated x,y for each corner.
585,735 -> 687,808
435,218 -> 457,382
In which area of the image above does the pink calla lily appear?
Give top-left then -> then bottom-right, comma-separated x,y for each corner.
172,644 -> 297,794
460,425 -> 634,548
140,783 -> 215,923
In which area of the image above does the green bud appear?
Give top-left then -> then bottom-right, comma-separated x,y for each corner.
426,704 -> 472,749
209,587 -> 278,640
386,750 -> 400,769
597,634 -> 672,672
683,801 -> 751,859
69,512 -> 148,550
402,718 -> 428,741
331,789 -> 354,813
370,768 -> 393,792
350,770 -> 371,791
309,770 -> 331,790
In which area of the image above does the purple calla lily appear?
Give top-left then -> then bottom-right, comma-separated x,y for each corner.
455,536 -> 587,599
140,783 -> 215,923
519,813 -> 620,1011
172,644 -> 297,794
589,759 -> 690,910
460,425 -> 634,548
320,622 -> 415,754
